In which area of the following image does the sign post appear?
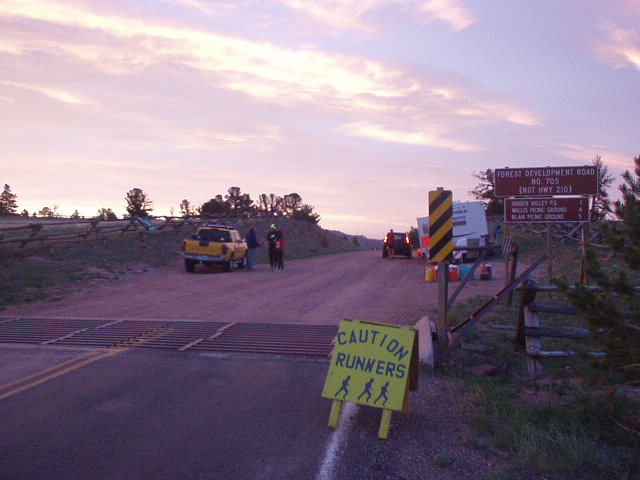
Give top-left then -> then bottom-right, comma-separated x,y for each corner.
428,188 -> 453,360
322,319 -> 419,439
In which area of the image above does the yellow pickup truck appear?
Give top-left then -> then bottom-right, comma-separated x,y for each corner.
181,224 -> 248,272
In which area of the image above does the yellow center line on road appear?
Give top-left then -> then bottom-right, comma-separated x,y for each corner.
0,327 -> 171,401
0,349 -> 105,392
0,349 -> 123,401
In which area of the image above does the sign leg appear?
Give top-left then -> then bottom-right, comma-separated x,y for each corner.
378,409 -> 393,439
436,261 -> 449,362
328,399 -> 343,429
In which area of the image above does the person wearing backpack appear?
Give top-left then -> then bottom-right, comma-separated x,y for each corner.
274,228 -> 285,272
266,224 -> 279,270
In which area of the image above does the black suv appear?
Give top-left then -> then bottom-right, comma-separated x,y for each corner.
382,232 -> 412,259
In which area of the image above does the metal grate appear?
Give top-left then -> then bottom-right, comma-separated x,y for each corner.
0,317 -> 337,357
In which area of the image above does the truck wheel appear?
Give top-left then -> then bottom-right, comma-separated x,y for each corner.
224,255 -> 234,272
185,259 -> 196,273
239,253 -> 248,270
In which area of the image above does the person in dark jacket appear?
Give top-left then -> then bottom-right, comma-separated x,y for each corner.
274,228 -> 285,272
266,224 -> 279,270
245,226 -> 261,271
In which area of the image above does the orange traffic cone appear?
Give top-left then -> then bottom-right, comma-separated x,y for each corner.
480,260 -> 490,280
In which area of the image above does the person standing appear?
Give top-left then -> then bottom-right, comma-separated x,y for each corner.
266,224 -> 279,270
274,228 -> 285,272
245,226 -> 260,271
385,228 -> 395,258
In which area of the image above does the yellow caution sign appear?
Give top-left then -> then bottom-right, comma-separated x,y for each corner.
322,319 -> 419,438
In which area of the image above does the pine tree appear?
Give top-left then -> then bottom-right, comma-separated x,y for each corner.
561,155 -> 640,382
125,188 -> 153,217
0,184 -> 18,214
469,169 -> 503,216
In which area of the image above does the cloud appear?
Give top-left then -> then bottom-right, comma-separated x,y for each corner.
555,143 -> 635,170
340,121 -> 482,151
419,0 -> 475,31
596,21 -> 640,71
0,80 -> 90,105
1,0 -> 532,153
279,0 -> 383,31
279,0 -> 475,31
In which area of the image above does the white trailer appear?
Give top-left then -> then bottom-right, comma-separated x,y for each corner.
417,201 -> 491,262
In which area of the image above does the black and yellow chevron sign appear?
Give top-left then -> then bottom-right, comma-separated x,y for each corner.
428,189 -> 453,263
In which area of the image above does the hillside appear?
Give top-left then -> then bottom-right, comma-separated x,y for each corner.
0,216 -> 372,308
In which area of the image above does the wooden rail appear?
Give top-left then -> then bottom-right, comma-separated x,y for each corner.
486,215 -> 610,248
509,280 -> 610,376
0,214 -> 258,251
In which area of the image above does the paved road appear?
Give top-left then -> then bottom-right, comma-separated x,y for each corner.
1,345 -> 334,480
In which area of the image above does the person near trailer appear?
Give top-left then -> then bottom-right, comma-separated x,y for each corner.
274,228 -> 285,272
245,226 -> 261,271
385,229 -> 395,258
267,224 -> 279,270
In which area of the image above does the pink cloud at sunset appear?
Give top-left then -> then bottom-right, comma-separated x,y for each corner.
1,0 -> 639,237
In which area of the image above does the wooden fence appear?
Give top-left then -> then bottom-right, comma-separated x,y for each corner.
487,215 -> 609,248
493,279 -> 624,376
0,214 -> 256,251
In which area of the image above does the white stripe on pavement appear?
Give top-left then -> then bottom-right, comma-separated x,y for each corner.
316,402 -> 358,480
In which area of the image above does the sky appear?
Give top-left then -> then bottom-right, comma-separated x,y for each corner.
1,0 -> 639,238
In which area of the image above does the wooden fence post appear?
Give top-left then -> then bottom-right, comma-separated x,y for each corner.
515,277 -> 536,351
506,243 -> 519,306
547,223 -> 553,282
503,223 -> 511,290
524,305 -> 544,376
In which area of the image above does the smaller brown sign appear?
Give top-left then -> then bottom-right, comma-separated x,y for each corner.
495,166 -> 598,197
505,197 -> 590,223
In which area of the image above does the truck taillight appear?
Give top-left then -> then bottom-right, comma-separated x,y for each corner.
405,236 -> 410,244
181,240 -> 186,252
221,245 -> 228,255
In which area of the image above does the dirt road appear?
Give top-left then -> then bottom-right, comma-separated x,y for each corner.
4,250 -> 511,325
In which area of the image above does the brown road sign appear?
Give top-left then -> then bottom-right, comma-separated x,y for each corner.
495,166 -> 598,197
505,197 -> 590,223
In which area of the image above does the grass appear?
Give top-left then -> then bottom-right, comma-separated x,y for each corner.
0,232 -> 182,307
433,452 -> 456,467
461,377 -> 640,478
441,225 -> 640,479
0,217 -> 364,309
